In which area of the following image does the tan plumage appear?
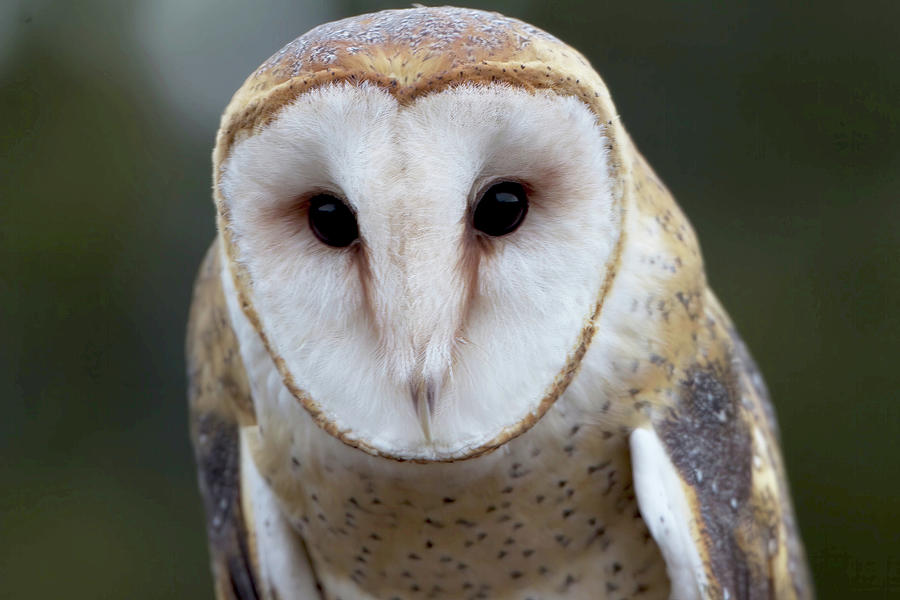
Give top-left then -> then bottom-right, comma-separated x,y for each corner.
188,7 -> 812,599
187,243 -> 258,599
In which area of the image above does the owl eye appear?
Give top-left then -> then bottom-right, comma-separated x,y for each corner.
473,181 -> 528,237
308,194 -> 359,248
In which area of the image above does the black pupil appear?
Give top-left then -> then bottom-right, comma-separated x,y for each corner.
473,182 -> 528,237
308,194 -> 358,247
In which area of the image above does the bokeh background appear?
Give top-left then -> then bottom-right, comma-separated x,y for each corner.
2,0 -> 897,598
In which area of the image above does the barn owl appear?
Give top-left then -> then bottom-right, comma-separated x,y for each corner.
187,7 -> 812,600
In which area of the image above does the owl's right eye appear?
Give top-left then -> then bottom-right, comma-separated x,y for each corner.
308,194 -> 359,248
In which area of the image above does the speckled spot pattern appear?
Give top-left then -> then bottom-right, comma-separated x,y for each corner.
261,410 -> 669,600
660,361 -> 757,597
212,6 -> 616,181
257,7 -> 558,76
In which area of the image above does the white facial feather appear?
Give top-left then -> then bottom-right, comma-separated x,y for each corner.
220,82 -> 618,459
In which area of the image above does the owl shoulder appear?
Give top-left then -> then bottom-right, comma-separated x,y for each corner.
187,238 -> 262,599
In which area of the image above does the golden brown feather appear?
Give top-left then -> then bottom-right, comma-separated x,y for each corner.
188,241 -> 262,599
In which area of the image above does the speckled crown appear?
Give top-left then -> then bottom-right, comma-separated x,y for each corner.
213,7 -> 625,175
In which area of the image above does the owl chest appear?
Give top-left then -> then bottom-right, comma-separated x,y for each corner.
273,422 -> 669,600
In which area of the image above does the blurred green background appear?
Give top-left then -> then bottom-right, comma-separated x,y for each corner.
1,0 -> 897,598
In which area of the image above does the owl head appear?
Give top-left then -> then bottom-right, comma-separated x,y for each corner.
213,7 -> 682,461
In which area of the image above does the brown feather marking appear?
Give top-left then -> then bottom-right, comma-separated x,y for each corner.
659,360 -> 760,599
187,240 -> 256,427
722,314 -> 813,600
188,240 -> 261,599
654,298 -> 813,599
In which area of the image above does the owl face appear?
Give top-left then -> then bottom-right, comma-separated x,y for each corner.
219,82 -> 619,460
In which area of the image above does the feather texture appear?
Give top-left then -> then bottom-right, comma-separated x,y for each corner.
188,243 -> 263,599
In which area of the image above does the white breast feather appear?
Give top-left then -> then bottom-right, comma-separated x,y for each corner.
630,427 -> 706,600
241,427 -> 320,598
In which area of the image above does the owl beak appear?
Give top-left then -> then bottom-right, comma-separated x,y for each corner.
410,376 -> 437,443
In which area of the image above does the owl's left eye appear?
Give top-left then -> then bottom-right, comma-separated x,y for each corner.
308,194 -> 359,248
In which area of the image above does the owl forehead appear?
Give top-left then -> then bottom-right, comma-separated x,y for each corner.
215,7 -> 619,169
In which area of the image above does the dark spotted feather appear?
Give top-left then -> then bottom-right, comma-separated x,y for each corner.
187,239 -> 261,600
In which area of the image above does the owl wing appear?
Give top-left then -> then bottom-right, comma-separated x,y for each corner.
187,240 -> 264,599
188,239 -> 324,600
630,294 -> 813,600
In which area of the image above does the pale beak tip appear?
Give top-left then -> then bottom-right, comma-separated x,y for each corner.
411,376 -> 437,443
